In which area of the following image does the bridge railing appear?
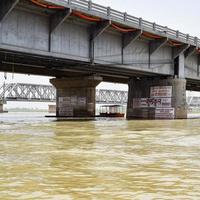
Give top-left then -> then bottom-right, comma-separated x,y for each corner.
50,0 -> 200,47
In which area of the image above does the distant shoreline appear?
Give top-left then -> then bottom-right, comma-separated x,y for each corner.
7,109 -> 48,112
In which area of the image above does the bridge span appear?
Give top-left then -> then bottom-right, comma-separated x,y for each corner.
0,0 -> 200,119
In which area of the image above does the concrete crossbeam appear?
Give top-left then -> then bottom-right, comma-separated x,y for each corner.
122,30 -> 142,49
50,8 -> 72,34
91,20 -> 111,40
0,0 -> 19,22
184,46 -> 197,59
173,44 -> 190,59
149,38 -> 168,56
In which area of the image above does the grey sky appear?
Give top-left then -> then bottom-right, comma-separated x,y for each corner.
1,0 -> 200,104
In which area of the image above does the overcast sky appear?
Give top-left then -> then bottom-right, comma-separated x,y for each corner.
93,0 -> 200,37
1,0 -> 200,108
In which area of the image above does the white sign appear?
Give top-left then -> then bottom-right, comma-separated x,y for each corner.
150,86 -> 172,98
70,96 -> 78,105
78,97 -> 86,106
149,98 -> 172,108
133,98 -> 148,108
155,108 -> 175,119
133,98 -> 172,108
59,106 -> 74,116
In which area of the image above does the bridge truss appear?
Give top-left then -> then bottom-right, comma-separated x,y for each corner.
0,83 -> 56,102
0,83 -> 128,104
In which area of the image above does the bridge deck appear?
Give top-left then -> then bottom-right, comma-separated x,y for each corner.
44,0 -> 200,47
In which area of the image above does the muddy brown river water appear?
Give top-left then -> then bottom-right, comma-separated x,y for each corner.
0,112 -> 200,200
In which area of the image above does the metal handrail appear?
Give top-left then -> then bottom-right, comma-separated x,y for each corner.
45,0 -> 200,48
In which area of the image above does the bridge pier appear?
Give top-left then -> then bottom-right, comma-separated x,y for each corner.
50,76 -> 102,117
0,103 -> 3,113
127,77 -> 187,119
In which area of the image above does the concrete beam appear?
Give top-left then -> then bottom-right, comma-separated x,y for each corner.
122,30 -> 142,49
0,63 -> 86,77
50,8 -> 72,34
91,20 -> 111,40
90,20 -> 111,63
0,0 -> 19,22
184,46 -> 197,59
198,55 -> 200,77
149,38 -> 168,56
173,44 -> 190,59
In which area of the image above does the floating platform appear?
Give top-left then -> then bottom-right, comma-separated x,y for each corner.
45,115 -> 125,121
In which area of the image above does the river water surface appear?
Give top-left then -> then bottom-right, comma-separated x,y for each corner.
0,112 -> 200,200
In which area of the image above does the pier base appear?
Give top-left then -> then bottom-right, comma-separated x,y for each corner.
50,76 -> 102,117
127,77 -> 187,119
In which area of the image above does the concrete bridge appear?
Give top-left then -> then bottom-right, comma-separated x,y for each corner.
0,0 -> 200,119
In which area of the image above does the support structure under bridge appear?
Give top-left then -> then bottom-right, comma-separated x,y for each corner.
1,0 -> 200,118
0,83 -> 128,104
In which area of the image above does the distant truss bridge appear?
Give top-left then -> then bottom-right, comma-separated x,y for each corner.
0,83 -> 128,104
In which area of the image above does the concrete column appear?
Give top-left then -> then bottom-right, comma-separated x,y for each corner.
50,75 -> 102,117
127,78 -> 150,119
178,53 -> 185,79
127,77 -> 187,119
0,103 -> 3,113
170,78 -> 187,119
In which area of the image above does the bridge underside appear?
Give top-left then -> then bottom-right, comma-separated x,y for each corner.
0,50 -> 200,91
0,49 -> 158,84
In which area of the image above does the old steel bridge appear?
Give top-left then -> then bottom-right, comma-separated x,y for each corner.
0,83 -> 199,107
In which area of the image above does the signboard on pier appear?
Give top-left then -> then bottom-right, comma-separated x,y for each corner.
133,98 -> 172,108
150,86 -> 172,98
